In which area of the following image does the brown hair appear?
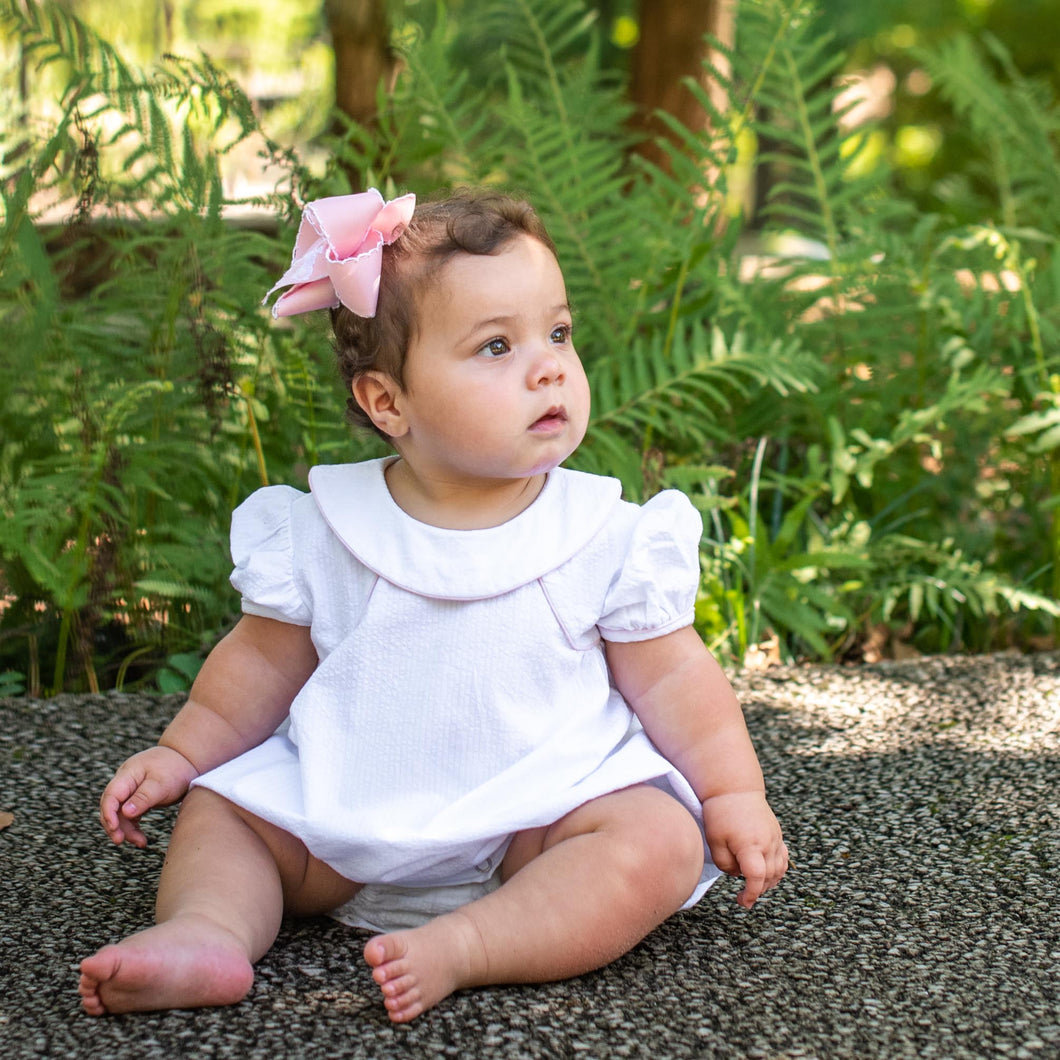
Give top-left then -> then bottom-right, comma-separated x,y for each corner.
331,190 -> 558,436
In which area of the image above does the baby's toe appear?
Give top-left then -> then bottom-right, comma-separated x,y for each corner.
386,991 -> 425,1021
380,971 -> 418,997
364,932 -> 407,969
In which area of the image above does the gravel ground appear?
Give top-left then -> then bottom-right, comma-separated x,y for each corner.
1,651 -> 1057,1059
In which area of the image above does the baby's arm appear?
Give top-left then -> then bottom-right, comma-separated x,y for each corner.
99,615 -> 317,847
605,626 -> 788,908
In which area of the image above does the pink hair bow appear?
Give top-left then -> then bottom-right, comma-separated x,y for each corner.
264,189 -> 416,318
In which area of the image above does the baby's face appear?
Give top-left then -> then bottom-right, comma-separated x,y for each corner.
396,235 -> 590,486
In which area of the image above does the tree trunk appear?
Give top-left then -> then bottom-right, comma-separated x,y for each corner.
629,0 -> 736,169
324,0 -> 393,128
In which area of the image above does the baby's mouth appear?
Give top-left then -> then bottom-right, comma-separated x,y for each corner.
531,407 -> 568,430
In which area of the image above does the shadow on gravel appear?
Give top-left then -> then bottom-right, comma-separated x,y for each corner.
1,654 -> 1057,1058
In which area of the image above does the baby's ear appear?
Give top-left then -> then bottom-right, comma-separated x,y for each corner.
352,372 -> 408,438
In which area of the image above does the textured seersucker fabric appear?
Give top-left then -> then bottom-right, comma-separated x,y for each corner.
193,458 -> 722,902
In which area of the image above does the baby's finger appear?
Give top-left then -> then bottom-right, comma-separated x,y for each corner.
707,843 -> 740,878
119,775 -> 171,820
98,794 -> 118,834
98,789 -> 132,839
751,842 -> 789,902
736,848 -> 768,909
100,768 -> 141,818
115,812 -> 149,849
771,843 -> 791,889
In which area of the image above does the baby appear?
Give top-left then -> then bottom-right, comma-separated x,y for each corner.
79,189 -> 788,1023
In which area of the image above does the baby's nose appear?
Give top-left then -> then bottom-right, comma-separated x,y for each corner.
529,351 -> 564,387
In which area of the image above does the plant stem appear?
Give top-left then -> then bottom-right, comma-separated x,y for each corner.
748,435 -> 769,645
663,256 -> 691,364
243,388 -> 269,487
114,644 -> 155,692
28,634 -> 40,700
53,610 -> 72,696
1009,240 -> 1060,631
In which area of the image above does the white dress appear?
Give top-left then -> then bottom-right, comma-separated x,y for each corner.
192,458 -> 721,930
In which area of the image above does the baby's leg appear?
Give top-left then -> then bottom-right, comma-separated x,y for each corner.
79,787 -> 359,1015
363,784 -> 704,1022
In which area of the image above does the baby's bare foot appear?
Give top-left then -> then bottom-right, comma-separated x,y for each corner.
79,915 -> 254,1015
363,913 -> 482,1023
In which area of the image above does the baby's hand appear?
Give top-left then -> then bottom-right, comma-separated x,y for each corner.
701,790 -> 788,909
98,745 -> 200,848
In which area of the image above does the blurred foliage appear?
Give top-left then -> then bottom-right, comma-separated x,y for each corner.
1,0 -> 1058,697
818,0 -> 1060,215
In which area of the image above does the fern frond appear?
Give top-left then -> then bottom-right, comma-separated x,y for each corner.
132,578 -> 216,603
6,0 -> 174,175
466,0 -> 602,102
485,10 -> 639,359
580,321 -> 817,495
917,32 -> 1060,228
382,10 -> 507,187
736,0 -> 885,257
7,0 -> 143,102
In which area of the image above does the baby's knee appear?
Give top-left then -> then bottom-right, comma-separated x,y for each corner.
609,788 -> 705,905
646,794 -> 705,895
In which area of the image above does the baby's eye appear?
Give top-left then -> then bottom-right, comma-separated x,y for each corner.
477,337 -> 511,358
550,324 -> 572,345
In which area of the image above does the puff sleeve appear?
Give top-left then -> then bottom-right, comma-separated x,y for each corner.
597,490 -> 702,643
229,485 -> 312,626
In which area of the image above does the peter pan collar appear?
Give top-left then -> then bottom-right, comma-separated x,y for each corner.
308,459 -> 622,600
